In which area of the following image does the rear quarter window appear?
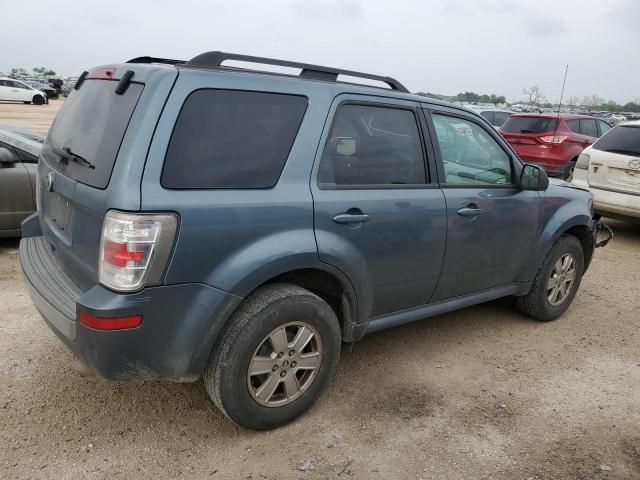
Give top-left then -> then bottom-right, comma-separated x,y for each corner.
162,90 -> 308,189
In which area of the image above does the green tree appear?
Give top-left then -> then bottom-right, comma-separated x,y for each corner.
32,67 -> 56,76
490,94 -> 506,106
9,67 -> 29,78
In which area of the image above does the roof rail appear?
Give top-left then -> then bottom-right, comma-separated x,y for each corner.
127,56 -> 186,65
185,51 -> 410,93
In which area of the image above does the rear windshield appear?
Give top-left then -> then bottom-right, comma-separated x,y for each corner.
42,80 -> 143,189
501,116 -> 558,134
593,125 -> 640,156
162,89 -> 307,189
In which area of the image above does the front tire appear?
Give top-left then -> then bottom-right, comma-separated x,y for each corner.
515,235 -> 584,321
204,283 -> 341,430
32,95 -> 45,105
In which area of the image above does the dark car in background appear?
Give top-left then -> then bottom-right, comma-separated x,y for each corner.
500,113 -> 612,181
0,127 -> 41,237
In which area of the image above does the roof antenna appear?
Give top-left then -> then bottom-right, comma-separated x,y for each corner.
551,64 -> 569,177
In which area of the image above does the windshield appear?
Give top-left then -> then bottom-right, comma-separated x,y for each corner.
501,116 -> 558,134
42,79 -> 143,189
592,125 -> 640,156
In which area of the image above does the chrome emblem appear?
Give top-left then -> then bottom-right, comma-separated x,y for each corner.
46,172 -> 55,192
629,159 -> 640,170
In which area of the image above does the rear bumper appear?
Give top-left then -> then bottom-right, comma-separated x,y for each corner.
20,236 -> 242,381
572,178 -> 640,220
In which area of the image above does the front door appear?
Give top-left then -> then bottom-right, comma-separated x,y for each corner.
312,97 -> 447,320
426,109 -> 539,301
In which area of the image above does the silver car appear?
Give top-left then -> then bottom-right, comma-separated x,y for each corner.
0,127 -> 41,237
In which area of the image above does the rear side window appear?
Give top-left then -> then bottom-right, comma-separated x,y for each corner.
580,119 -> 598,138
598,120 -> 612,136
565,119 -> 580,134
501,116 -> 558,134
162,90 -> 307,189
593,126 -> 640,156
317,104 -> 426,187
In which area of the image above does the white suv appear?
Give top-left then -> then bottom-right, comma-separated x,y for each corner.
573,120 -> 640,222
0,77 -> 47,105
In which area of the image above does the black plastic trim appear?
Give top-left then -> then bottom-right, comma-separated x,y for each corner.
185,51 -> 409,93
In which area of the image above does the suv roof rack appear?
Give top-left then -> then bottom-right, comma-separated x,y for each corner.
127,56 -> 186,65
183,51 -> 410,93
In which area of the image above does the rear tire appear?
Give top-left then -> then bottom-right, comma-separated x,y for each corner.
515,235 -> 584,321
32,95 -> 45,105
204,283 -> 341,430
563,160 -> 576,182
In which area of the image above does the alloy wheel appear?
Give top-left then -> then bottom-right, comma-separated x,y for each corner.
247,322 -> 323,407
547,253 -> 577,306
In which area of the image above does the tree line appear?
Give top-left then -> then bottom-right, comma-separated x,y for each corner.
8,67 -> 57,78
416,85 -> 640,113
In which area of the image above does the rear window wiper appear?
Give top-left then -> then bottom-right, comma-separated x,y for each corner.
519,129 -> 539,133
54,146 -> 95,169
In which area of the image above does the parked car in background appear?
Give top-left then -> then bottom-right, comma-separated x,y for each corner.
0,78 -> 48,105
0,127 -> 42,237
500,113 -> 612,180
572,121 -> 640,222
26,81 -> 58,99
466,105 -> 513,129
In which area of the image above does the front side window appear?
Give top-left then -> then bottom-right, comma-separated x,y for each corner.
432,114 -> 512,185
162,90 -> 307,189
580,119 -> 598,138
318,104 -> 426,187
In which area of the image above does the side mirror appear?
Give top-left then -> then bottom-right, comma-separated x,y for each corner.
520,163 -> 549,191
0,147 -> 18,165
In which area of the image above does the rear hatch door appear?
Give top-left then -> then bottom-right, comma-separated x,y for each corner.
588,125 -> 640,194
37,65 -> 177,291
500,116 -> 559,158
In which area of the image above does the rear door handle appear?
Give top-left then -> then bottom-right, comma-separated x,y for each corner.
457,207 -> 484,217
332,212 -> 371,224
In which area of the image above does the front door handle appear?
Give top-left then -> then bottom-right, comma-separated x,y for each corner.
332,211 -> 371,224
457,206 -> 484,217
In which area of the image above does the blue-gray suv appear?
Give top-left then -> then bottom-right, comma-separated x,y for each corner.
19,52 -> 610,430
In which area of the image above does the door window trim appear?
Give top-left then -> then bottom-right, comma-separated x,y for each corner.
316,100 -> 436,190
422,108 -> 521,189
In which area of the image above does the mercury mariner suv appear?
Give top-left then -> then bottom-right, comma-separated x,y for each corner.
20,52 -> 610,430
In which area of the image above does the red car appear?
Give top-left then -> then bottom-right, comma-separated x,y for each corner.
500,114 -> 612,180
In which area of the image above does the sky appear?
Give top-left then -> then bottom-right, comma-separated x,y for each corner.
1,0 -> 638,104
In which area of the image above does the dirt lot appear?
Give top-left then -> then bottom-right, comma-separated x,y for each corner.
0,101 -> 639,480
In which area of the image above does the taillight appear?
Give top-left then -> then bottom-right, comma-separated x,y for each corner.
539,135 -> 568,144
99,210 -> 178,292
576,152 -> 591,170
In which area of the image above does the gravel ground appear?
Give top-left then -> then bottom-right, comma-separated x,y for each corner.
0,101 -> 639,480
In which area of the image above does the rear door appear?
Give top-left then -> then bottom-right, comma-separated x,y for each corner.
426,108 -> 539,300
312,95 -> 447,319
587,124 -> 640,194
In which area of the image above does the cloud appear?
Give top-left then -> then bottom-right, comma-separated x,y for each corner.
521,15 -> 568,36
606,0 -> 640,33
290,0 -> 363,19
